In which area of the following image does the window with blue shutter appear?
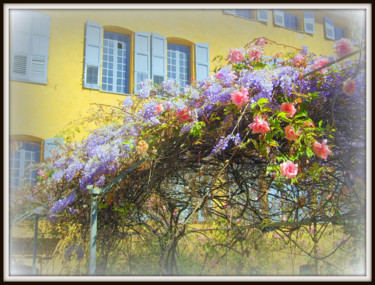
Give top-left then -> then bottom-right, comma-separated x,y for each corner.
10,10 -> 50,84
10,139 -> 42,189
134,32 -> 151,93
151,33 -> 167,85
274,9 -> 285,27
324,17 -> 335,40
304,12 -> 315,34
195,43 -> 210,82
257,10 -> 270,22
102,31 -> 130,94
83,21 -> 103,89
167,43 -> 191,88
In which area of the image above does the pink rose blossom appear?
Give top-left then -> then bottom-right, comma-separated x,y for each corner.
231,87 -> 249,108
177,108 -> 191,123
154,103 -> 164,114
38,170 -> 46,177
284,125 -> 300,141
281,216 -> 287,222
333,38 -> 354,58
313,139 -> 332,161
342,79 -> 356,96
292,53 -> 305,67
227,48 -> 245,64
247,44 -> 264,62
313,57 -> 330,74
249,115 -> 271,135
280,103 -> 297,118
255,38 -> 267,47
280,161 -> 298,179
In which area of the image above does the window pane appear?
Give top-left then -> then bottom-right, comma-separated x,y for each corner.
102,31 -> 130,94
9,140 -> 41,189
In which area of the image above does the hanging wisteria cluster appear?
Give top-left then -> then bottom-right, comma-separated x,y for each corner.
35,37 -> 365,222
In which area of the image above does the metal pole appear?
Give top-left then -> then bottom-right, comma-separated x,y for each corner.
32,214 -> 39,275
88,186 -> 102,275
9,224 -> 13,275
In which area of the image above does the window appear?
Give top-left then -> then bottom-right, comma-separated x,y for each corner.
9,139 -> 41,189
325,16 -> 347,40
102,31 -> 130,94
10,10 -> 51,84
284,12 -> 299,31
235,9 -> 255,20
274,10 -> 300,31
167,43 -> 191,88
83,21 -> 210,95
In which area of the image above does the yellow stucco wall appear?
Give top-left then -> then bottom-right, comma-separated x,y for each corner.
9,9 -> 349,141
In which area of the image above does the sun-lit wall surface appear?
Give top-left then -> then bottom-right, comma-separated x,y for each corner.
9,9 -> 354,142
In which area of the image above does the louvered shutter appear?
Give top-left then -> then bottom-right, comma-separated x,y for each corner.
195,43 -> 210,81
44,137 -> 63,160
30,12 -> 50,84
223,9 -> 236,15
274,9 -> 285,27
257,10 -> 270,22
151,33 -> 166,85
304,12 -> 315,34
324,17 -> 335,40
10,10 -> 32,82
11,11 -> 50,84
134,32 -> 151,93
83,21 -> 102,89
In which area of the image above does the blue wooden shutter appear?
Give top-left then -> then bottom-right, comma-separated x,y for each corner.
257,10 -> 269,22
274,9 -> 285,27
195,43 -> 210,81
10,10 -> 32,82
151,33 -> 166,85
44,137 -> 63,160
11,11 -> 50,84
30,12 -> 50,84
83,20 -> 102,89
134,32 -> 151,93
304,12 -> 315,34
324,17 -> 335,40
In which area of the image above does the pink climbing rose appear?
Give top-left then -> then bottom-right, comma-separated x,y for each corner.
249,115 -> 270,135
342,79 -> 356,96
280,161 -> 298,179
154,103 -> 164,114
227,48 -> 245,64
247,44 -> 264,62
177,108 -> 191,123
312,139 -> 332,161
231,87 -> 249,108
292,53 -> 305,67
333,38 -> 354,58
280,103 -> 297,118
284,125 -> 300,141
255,38 -> 267,47
313,57 -> 330,74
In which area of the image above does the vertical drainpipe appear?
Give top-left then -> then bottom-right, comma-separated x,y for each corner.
32,214 -> 39,275
88,186 -> 102,275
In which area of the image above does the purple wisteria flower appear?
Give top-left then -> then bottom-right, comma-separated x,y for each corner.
209,133 -> 242,157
